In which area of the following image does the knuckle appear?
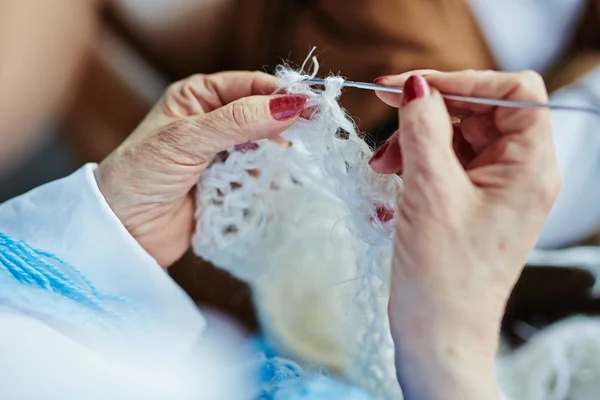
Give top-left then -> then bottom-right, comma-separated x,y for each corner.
172,74 -> 206,91
495,136 -> 532,163
163,75 -> 208,117
535,178 -> 561,210
515,70 -> 549,102
538,165 -> 563,208
161,119 -> 194,144
180,75 -> 203,92
153,119 -> 209,165
165,81 -> 180,96
229,100 -> 255,130
521,153 -> 563,210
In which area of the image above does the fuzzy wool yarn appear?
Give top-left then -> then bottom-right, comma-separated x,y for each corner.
192,58 -> 402,398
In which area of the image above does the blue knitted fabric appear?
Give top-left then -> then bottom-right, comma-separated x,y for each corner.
255,354 -> 372,400
251,336 -> 372,399
0,232 -> 373,399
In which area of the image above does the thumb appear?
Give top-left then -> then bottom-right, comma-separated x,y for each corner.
193,94 -> 308,154
398,75 -> 464,184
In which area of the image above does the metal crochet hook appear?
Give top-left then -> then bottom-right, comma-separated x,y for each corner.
301,78 -> 600,117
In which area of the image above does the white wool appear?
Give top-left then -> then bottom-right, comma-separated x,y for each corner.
497,316 -> 600,400
192,61 -> 600,400
192,63 -> 402,398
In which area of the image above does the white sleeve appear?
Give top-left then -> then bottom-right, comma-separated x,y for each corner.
0,311 -> 252,400
0,313 -> 189,399
0,163 -> 205,346
0,164 -> 254,398
536,66 -> 600,249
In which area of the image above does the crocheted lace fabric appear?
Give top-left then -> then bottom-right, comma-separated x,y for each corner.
192,63 -> 403,398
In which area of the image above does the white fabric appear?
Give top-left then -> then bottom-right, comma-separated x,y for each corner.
0,164 -> 251,399
496,316 -> 600,400
193,68 -> 402,398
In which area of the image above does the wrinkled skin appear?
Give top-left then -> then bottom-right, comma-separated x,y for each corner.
370,70 -> 561,400
96,71 -> 303,267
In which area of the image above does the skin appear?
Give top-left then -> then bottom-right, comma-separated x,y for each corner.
95,71 -> 304,267
0,0 -> 100,176
96,69 -> 561,399
370,70 -> 562,400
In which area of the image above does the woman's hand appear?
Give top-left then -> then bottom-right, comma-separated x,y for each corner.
369,71 -> 561,400
95,71 -> 307,267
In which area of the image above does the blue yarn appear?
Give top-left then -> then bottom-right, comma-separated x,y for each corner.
255,356 -> 373,400
0,232 -> 141,327
0,232 -> 373,398
252,336 -> 373,400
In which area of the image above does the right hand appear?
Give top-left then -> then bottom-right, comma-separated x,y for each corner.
369,70 -> 562,399
96,71 -> 306,268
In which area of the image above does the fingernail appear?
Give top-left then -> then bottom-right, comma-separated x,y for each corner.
368,140 -> 390,164
402,75 -> 431,106
270,95 -> 308,121
374,75 -> 394,85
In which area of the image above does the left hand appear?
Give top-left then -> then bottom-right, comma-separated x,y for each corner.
95,71 -> 307,267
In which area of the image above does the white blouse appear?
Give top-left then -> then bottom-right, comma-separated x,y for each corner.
0,165 -> 249,399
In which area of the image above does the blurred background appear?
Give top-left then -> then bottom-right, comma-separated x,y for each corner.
1,0 -> 600,341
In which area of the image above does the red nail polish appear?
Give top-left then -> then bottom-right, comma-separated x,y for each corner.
374,75 -> 394,85
234,142 -> 259,152
375,205 -> 394,222
369,140 -> 390,164
402,75 -> 431,106
270,95 -> 308,121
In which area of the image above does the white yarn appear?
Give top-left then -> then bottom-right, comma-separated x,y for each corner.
192,62 -> 402,398
497,316 -> 600,400
192,60 -> 600,400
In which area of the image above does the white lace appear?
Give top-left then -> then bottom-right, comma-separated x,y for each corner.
192,65 -> 402,398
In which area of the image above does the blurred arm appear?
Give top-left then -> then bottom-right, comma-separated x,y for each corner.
0,0 -> 100,176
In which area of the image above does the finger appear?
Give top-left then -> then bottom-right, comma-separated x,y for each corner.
376,70 -> 550,137
370,124 -> 476,175
368,130 -> 402,174
160,71 -> 279,117
374,70 -> 441,107
459,112 -> 502,154
395,76 -> 464,183
370,75 -> 466,182
425,69 -> 549,115
192,94 -> 308,154
452,122 -> 477,168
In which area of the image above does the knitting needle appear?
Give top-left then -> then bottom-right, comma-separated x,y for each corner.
301,78 -> 600,117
